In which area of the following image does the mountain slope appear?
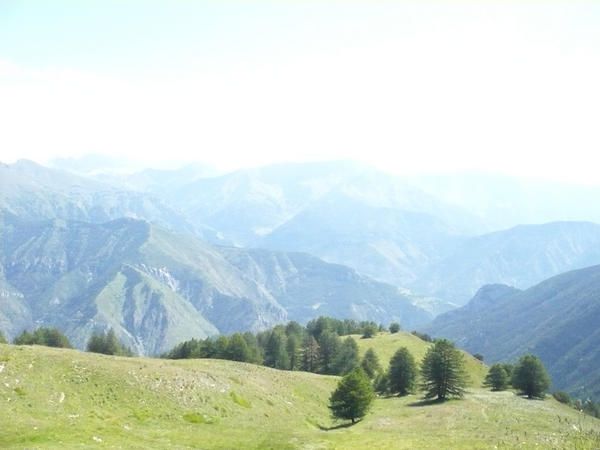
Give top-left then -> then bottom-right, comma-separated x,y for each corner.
413,221 -> 600,304
166,161 -> 480,286
0,160 -> 199,236
1,343 -> 598,449
0,216 -> 432,354
219,247 -> 431,326
263,192 -> 466,286
425,265 -> 600,400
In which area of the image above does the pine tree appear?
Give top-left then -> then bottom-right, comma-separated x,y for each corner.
301,336 -> 320,372
264,329 -> 290,369
242,332 -> 263,364
317,330 -> 341,374
86,328 -> 132,356
360,348 -> 382,379
511,354 -> 551,399
484,363 -> 510,391
420,339 -> 468,401
374,372 -> 389,395
331,337 -> 360,375
0,330 -> 6,344
286,334 -> 302,370
329,368 -> 375,424
226,333 -> 251,362
388,347 -> 418,396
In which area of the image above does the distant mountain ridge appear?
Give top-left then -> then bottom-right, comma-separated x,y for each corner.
425,265 -> 600,400
163,162 -> 482,287
0,215 -> 431,354
0,159 -> 202,235
412,221 -> 600,304
6,160 -> 600,309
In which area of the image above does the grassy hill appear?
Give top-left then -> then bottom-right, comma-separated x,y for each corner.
2,337 -> 600,449
353,331 -> 488,387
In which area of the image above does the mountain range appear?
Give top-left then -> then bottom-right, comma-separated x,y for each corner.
0,214 -> 430,355
412,221 -> 600,305
5,157 -> 600,372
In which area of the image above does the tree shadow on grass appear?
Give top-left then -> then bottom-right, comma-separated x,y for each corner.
318,421 -> 358,431
407,398 -> 445,407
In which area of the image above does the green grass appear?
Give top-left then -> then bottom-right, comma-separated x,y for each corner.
1,338 -> 599,449
353,331 -> 488,387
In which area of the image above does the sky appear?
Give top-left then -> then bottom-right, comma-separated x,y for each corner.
1,1 -> 600,183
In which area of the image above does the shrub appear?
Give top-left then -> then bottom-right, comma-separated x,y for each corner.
389,323 -> 401,334
552,391 -> 572,405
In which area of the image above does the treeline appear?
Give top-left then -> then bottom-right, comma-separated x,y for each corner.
3,326 -> 132,357
12,327 -> 72,349
163,317 -> 400,376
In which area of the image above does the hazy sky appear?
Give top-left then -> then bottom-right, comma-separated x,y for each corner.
1,1 -> 599,182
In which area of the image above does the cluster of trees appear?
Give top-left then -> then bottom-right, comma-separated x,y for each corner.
12,327 -> 72,348
484,355 -> 551,399
86,329 -> 133,356
374,340 -> 468,400
329,339 -> 469,424
163,317 -> 395,377
6,326 -> 132,357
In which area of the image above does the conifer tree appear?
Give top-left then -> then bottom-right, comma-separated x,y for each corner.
329,368 -> 375,424
318,330 -> 341,374
511,354 -> 551,399
286,333 -> 302,370
331,337 -> 360,375
360,348 -> 382,379
484,363 -> 510,391
226,333 -> 251,362
86,328 -> 132,356
264,329 -> 290,369
388,347 -> 418,396
420,339 -> 468,400
301,336 -> 320,372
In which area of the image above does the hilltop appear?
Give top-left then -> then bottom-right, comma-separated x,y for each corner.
2,333 -> 599,449
352,331 -> 488,387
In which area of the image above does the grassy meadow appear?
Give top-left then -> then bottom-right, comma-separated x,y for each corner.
1,332 -> 599,449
